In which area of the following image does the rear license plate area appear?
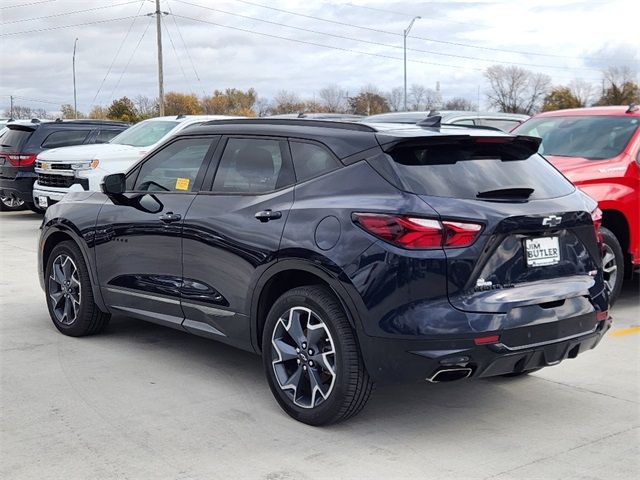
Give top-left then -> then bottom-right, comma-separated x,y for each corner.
525,236 -> 560,267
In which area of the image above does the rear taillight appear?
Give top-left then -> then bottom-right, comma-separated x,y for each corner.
591,207 -> 603,247
6,153 -> 37,166
352,213 -> 483,249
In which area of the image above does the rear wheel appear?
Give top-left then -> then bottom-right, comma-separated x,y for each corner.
0,194 -> 25,211
45,241 -> 110,336
600,227 -> 624,305
262,285 -> 373,426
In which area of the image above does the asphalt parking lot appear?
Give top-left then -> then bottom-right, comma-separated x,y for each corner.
1,210 -> 638,480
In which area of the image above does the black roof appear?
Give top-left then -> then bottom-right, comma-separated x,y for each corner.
6,118 -> 129,130
185,118 -> 514,160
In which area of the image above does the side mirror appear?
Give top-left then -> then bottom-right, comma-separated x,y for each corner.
101,173 -> 126,195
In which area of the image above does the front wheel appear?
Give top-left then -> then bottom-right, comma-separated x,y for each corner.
45,241 -> 110,336
262,285 -> 373,426
600,227 -> 624,305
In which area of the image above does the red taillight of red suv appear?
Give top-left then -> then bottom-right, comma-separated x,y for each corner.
6,153 -> 37,166
591,207 -> 603,247
353,213 -> 483,249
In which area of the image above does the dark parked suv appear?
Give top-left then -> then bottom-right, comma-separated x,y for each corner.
0,119 -> 128,212
38,118 -> 610,425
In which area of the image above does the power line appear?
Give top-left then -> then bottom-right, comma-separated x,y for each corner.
0,0 -> 141,25
0,15 -> 146,37
170,13 -> 484,73
162,15 -> 195,94
0,0 -> 55,10
227,0 -> 629,63
92,1 -> 146,105
1,94 -> 65,105
108,17 -> 153,103
173,0 -> 602,78
167,0 -> 205,96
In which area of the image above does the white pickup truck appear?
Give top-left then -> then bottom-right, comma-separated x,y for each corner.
33,115 -> 236,208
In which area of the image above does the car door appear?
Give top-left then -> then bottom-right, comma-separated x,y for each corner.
181,136 -> 295,348
95,135 -> 219,328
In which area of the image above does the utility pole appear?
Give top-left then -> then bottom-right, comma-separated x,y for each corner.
9,95 -> 13,119
403,16 -> 420,111
155,0 -> 165,116
73,37 -> 78,119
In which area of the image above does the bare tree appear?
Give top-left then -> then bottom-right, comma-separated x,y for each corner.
3,105 -> 51,119
385,87 -> 403,111
318,84 -> 347,112
254,97 -> 271,117
568,79 -> 594,107
409,84 -> 427,110
484,65 -> 551,114
134,95 -> 159,119
271,90 -> 305,114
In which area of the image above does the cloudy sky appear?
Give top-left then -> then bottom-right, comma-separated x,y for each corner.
1,0 -> 638,114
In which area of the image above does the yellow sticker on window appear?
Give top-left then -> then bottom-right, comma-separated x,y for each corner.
175,177 -> 190,191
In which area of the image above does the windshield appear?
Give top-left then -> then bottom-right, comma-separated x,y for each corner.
515,115 -> 639,160
110,120 -> 179,147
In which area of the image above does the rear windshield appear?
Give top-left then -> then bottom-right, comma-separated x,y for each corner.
0,127 -> 34,152
515,115 -> 639,160
110,120 -> 179,147
387,141 -> 574,199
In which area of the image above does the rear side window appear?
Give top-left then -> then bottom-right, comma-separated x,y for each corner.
515,115 -> 639,159
450,119 -> 475,125
212,138 -> 294,194
0,127 -> 34,152
478,119 -> 521,132
41,129 -> 90,148
290,141 -> 340,182
94,129 -> 122,144
387,140 -> 574,200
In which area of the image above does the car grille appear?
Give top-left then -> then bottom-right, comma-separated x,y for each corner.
36,161 -> 73,170
37,173 -> 75,188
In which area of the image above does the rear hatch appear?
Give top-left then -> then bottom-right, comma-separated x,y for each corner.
0,124 -> 37,175
374,131 -> 604,320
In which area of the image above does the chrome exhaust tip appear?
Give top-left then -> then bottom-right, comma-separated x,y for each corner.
426,367 -> 473,383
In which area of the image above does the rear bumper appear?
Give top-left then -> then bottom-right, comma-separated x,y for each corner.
0,168 -> 36,202
358,315 -> 612,384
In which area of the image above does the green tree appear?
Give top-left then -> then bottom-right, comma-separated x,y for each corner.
107,97 -> 139,122
87,105 -> 109,119
164,92 -> 202,116
348,91 -> 390,115
542,86 -> 582,111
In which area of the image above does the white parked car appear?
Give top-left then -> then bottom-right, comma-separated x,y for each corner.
33,115 -> 237,208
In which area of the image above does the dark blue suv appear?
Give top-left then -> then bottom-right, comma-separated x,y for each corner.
38,118 -> 610,425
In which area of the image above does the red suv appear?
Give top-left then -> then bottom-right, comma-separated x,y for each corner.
514,105 -> 639,302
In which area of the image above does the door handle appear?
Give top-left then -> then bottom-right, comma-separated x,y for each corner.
254,209 -> 282,222
159,212 -> 182,223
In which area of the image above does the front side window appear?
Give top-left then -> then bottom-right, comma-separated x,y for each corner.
95,129 -> 123,144
212,138 -> 294,193
41,129 -> 90,148
110,120 -> 179,147
515,115 -> 639,160
290,141 -> 340,182
132,137 -> 213,192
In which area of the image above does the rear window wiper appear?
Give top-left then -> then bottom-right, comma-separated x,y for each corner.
477,187 -> 534,199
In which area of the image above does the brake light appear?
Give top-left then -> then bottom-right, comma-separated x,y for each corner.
591,207 -> 603,246
352,213 -> 482,249
6,153 -> 37,166
596,310 -> 608,321
474,334 -> 500,345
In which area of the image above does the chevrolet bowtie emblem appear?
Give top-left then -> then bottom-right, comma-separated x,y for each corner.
542,215 -> 562,227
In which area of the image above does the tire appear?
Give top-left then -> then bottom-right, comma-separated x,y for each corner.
501,368 -> 542,378
26,202 -> 46,214
601,227 -> 624,305
44,240 -> 110,337
262,285 -> 373,426
0,194 -> 25,211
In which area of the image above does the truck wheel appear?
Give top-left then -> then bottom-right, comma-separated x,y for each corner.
601,227 -> 624,305
262,285 -> 373,426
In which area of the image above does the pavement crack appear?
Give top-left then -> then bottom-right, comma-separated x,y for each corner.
535,376 -> 640,405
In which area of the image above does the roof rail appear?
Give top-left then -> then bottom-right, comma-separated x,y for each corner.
627,103 -> 638,113
201,118 -> 377,132
440,123 -> 504,132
